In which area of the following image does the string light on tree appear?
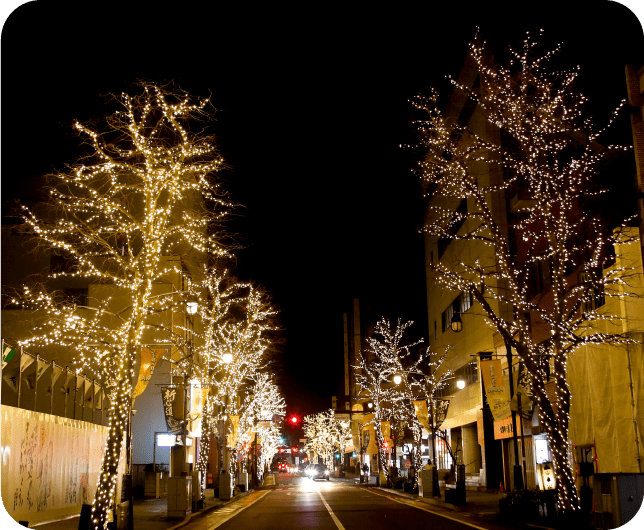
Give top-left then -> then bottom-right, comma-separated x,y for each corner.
410,30 -> 636,514
11,82 -> 233,530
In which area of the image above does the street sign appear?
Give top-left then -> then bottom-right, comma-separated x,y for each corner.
236,452 -> 244,462
256,449 -> 262,457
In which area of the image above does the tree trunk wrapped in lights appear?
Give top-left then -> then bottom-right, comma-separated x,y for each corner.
10,83 -> 232,530
412,32 -> 637,515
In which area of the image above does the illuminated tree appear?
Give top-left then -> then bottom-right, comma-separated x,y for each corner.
192,265 -> 248,485
11,83 -> 230,530
203,283 -> 278,473
413,349 -> 453,468
303,409 -> 349,468
238,372 -> 285,483
413,33 -> 636,513
355,317 -> 425,484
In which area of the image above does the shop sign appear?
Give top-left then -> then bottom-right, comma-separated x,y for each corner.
493,415 -> 532,440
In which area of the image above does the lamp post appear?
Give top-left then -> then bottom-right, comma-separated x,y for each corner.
219,352 -> 234,500
167,296 -> 198,519
506,339 -> 524,490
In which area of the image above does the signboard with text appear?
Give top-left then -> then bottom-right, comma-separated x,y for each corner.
481,360 -> 512,422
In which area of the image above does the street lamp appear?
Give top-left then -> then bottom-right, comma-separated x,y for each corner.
456,379 -> 466,390
451,312 -> 463,333
393,374 -> 402,385
185,299 -> 199,315
222,352 -> 233,364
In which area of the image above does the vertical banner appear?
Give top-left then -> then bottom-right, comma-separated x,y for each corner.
227,415 -> 239,448
161,387 -> 182,434
434,399 -> 450,429
188,385 -> 205,437
133,347 -> 162,401
413,400 -> 430,431
481,359 -> 512,422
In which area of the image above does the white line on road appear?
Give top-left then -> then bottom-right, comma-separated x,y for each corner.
366,489 -> 490,530
317,490 -> 347,530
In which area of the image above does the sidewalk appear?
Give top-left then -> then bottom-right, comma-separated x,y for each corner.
31,487 -> 254,530
356,481 -> 558,530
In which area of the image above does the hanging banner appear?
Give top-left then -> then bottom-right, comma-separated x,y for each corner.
95,382 -> 103,410
227,415 -> 240,447
413,400 -> 430,431
36,358 -> 49,381
2,344 -> 17,369
62,369 -> 75,393
188,385 -> 205,437
161,387 -> 183,434
3,365 -> 19,392
481,359 -> 512,422
434,399 -> 450,429
20,352 -> 35,372
133,347 -> 162,400
51,364 -> 64,386
512,361 -> 534,420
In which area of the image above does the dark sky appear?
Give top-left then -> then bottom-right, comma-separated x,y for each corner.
2,2 -> 643,416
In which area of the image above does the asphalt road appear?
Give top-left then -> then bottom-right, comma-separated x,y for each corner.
183,473 -> 510,530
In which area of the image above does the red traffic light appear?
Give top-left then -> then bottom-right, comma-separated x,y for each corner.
280,447 -> 284,453
292,446 -> 298,453
290,415 -> 298,424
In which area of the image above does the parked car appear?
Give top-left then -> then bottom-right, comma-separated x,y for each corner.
306,464 -> 330,481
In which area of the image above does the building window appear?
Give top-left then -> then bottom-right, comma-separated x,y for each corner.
62,288 -> 88,307
436,359 -> 479,397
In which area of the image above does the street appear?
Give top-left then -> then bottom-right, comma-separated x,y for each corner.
181,473 -> 509,530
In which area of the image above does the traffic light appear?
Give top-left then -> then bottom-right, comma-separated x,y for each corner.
290,415 -> 299,425
280,447 -> 284,453
292,446 -> 298,453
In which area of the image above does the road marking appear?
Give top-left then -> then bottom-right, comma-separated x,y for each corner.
366,489 -> 490,530
317,490 -> 347,530
208,490 -> 270,529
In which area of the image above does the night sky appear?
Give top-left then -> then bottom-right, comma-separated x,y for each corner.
2,2 -> 643,418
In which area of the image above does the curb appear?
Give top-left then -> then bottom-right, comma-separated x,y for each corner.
374,487 -> 463,512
